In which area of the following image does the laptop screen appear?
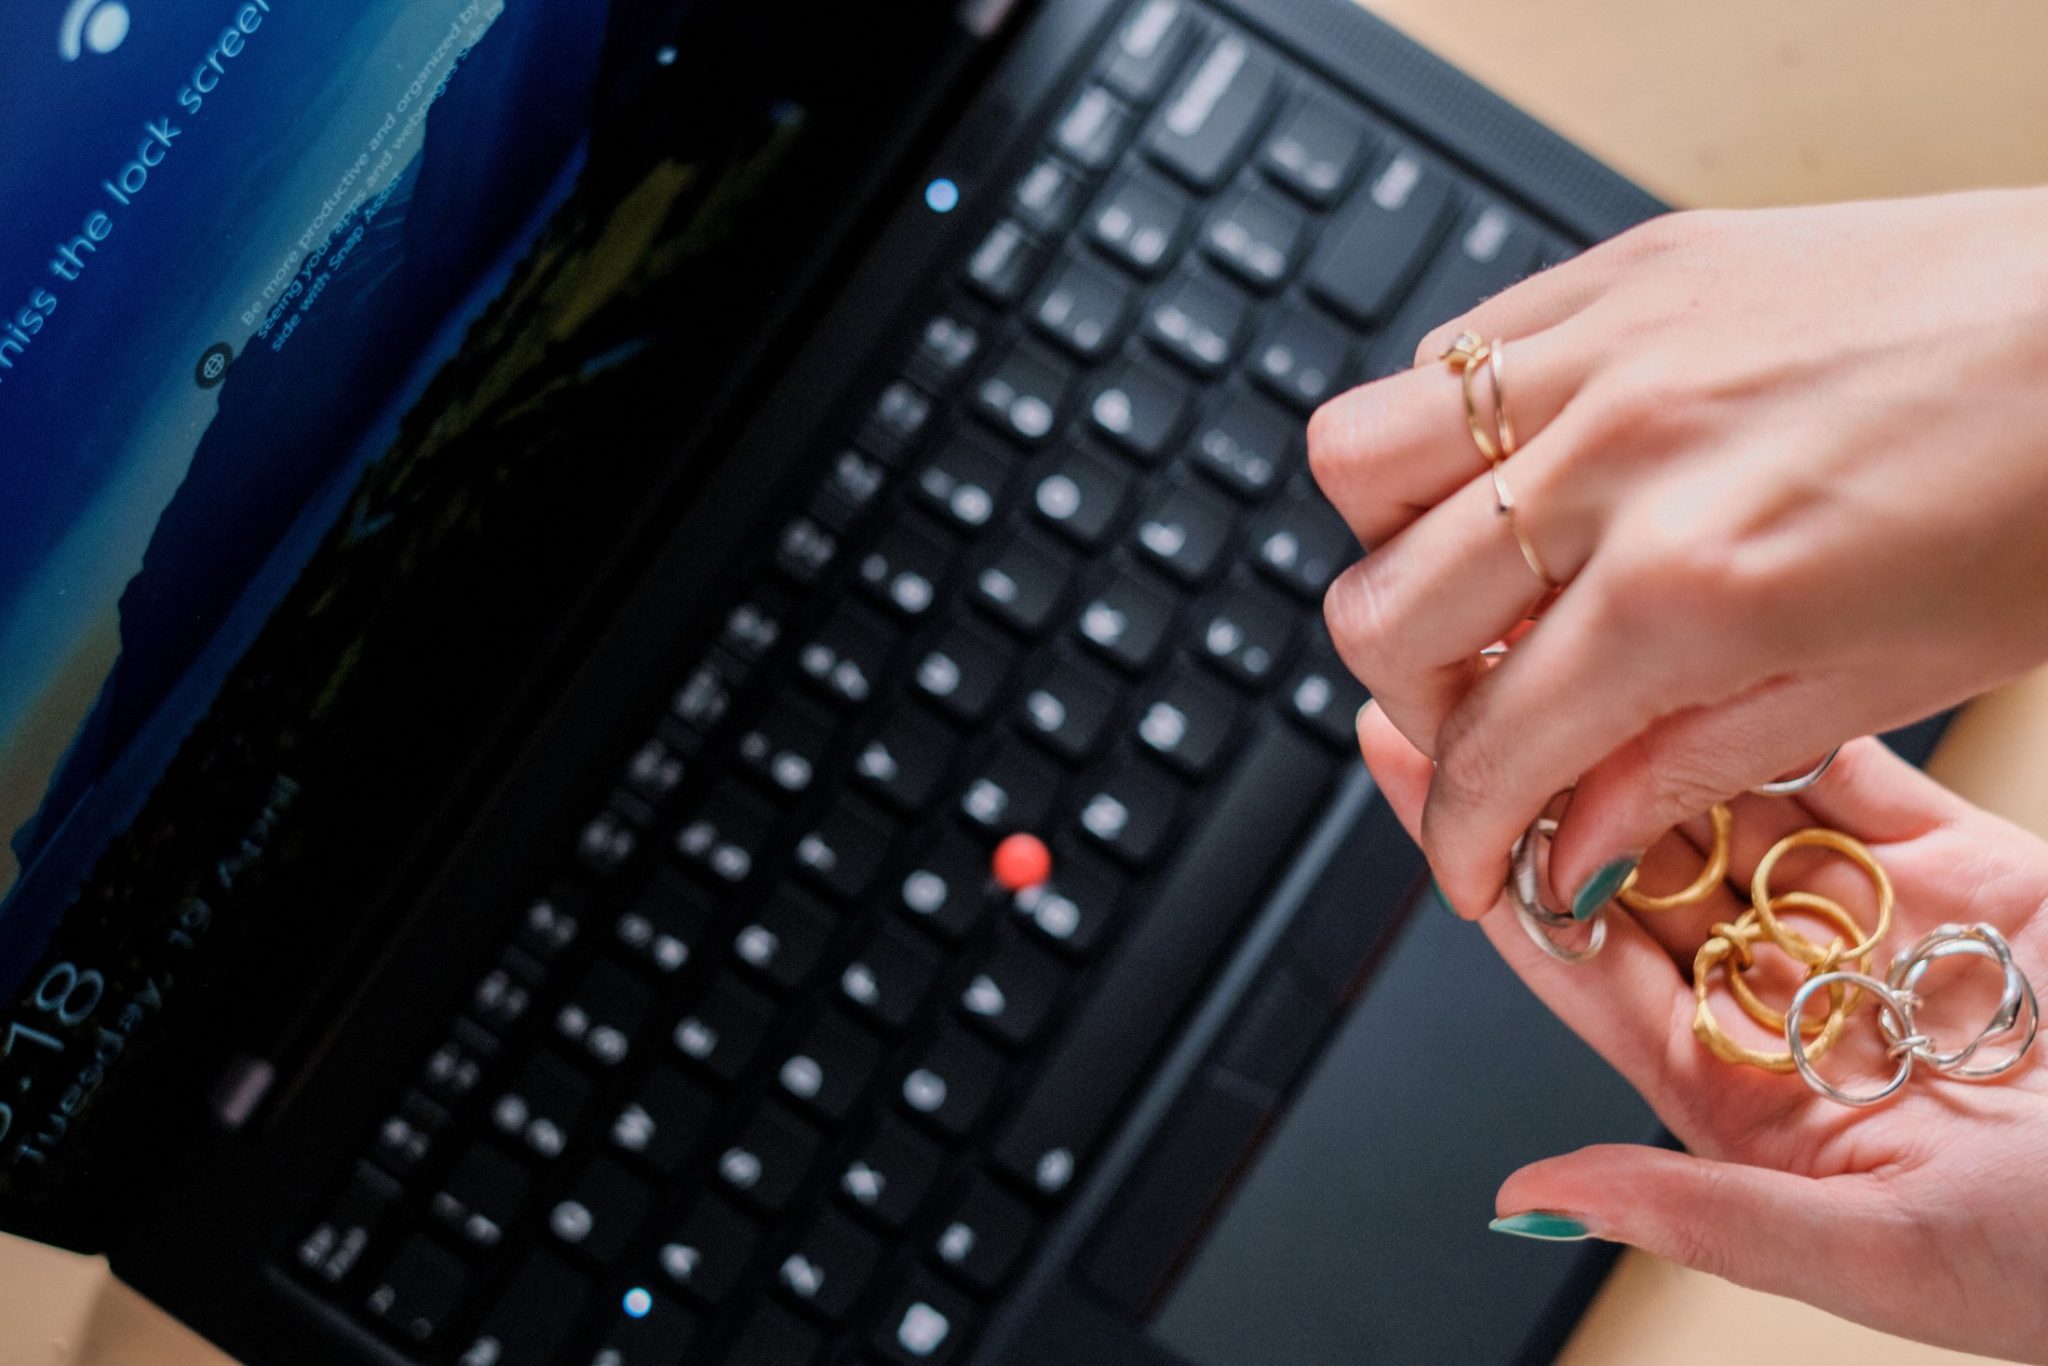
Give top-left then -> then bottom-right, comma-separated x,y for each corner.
0,0 -> 605,985
0,0 -> 950,1227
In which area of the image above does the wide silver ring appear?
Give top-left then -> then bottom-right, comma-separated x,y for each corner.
1510,817 -> 1606,962
1787,970 -> 1916,1106
1887,924 -> 2039,1081
1751,747 -> 1842,797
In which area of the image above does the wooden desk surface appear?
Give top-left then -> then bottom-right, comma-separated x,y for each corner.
6,3 -> 2048,1362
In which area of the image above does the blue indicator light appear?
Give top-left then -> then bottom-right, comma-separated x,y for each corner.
622,1287 -> 654,1319
925,177 -> 961,214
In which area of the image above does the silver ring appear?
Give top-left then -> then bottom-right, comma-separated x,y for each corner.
1751,747 -> 1841,797
1786,970 -> 1916,1106
1510,817 -> 1607,962
1887,924 -> 2039,1081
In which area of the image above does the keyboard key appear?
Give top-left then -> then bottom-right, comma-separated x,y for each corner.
1088,356 -> 1191,463
549,1158 -> 653,1266
794,798 -> 896,903
855,706 -> 956,813
297,1163 -> 401,1286
610,1065 -> 716,1177
991,720 -> 1332,1195
874,1271 -> 977,1364
734,888 -> 838,993
718,1104 -> 822,1215
859,518 -> 958,620
1017,655 -> 1119,764
658,1196 -> 761,1308
456,1252 -> 589,1366
1032,449 -> 1131,550
1261,92 -> 1371,206
1076,568 -> 1177,674
673,795 -> 772,894
671,653 -> 747,736
1307,149 -> 1456,326
726,1301 -> 823,1366
960,933 -> 1068,1047
861,380 -> 937,464
899,831 -> 999,942
1134,667 -> 1239,777
1189,390 -> 1296,501
913,433 -> 1011,533
958,740 -> 1063,835
899,1027 -> 1005,1139
934,1175 -> 1037,1294
1133,480 -> 1234,584
1202,185 -> 1306,290
774,515 -> 840,588
736,697 -> 833,801
1088,171 -> 1189,278
471,950 -> 540,1033
1011,841 -> 1123,955
840,922 -> 942,1031
589,1289 -> 702,1366
1076,763 -> 1181,866
1200,580 -> 1299,689
1032,255 -> 1133,362
810,447 -> 891,534
620,733 -> 688,807
963,219 -> 1044,306
366,1236 -> 471,1345
779,1209 -> 884,1323
913,620 -> 1017,724
1147,31 -> 1277,190
575,808 -> 640,880
1011,157 -> 1086,238
1100,0 -> 1196,105
973,530 -> 1075,637
797,601 -> 898,709
1052,84 -> 1134,170
1250,488 -> 1355,600
840,1117 -> 945,1230
1251,306 -> 1350,412
719,587 -> 793,664
674,980 -> 778,1084
1144,270 -> 1249,375
555,960 -> 654,1069
778,1012 -> 883,1121
370,1090 -> 446,1180
492,1052 -> 593,1161
975,343 -> 1073,446
1286,651 -> 1371,750
908,309 -> 987,395
614,870 -> 710,980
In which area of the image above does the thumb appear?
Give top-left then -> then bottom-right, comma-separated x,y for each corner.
1493,1145 -> 1883,1306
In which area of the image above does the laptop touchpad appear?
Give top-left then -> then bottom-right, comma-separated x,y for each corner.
1149,895 -> 1659,1365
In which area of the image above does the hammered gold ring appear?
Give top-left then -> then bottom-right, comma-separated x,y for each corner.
1618,804 -> 1733,913
1751,827 -> 1895,965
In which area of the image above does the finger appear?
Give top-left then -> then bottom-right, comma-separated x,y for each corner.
1323,455 -> 1578,756
1409,232 -> 1647,372
1421,563 -> 1727,918
1360,703 -> 1713,1121
1308,325 -> 1585,549
1492,1145 -> 1901,1320
1546,674 -> 1858,918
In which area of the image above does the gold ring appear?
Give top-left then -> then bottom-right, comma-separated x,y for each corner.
1751,828 -> 1894,965
1489,340 -> 1518,458
1489,462 -> 1559,589
1617,805 -> 1733,913
1693,910 -> 1856,1072
1441,331 -> 1504,467
1725,891 -> 1873,1034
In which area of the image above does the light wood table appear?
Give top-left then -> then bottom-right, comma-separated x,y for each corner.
7,3 -> 2048,1362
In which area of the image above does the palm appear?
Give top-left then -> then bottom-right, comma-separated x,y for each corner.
1359,718 -> 2048,1360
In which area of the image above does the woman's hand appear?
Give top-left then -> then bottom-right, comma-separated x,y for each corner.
1361,712 -> 2048,1362
1311,189 -> 2048,918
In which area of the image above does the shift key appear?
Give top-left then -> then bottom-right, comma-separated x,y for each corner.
990,718 -> 1333,1197
1306,149 -> 1455,327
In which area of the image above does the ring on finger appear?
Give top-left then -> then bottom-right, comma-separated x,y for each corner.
1441,331 -> 1508,467
1490,461 -> 1560,590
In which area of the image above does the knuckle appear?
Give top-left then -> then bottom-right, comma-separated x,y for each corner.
1431,712 -> 1507,818
1321,560 -> 1395,678
1304,396 -> 1356,493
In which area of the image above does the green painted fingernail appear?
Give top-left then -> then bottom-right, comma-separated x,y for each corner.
1488,1211 -> 1592,1242
1572,856 -> 1639,921
1429,877 -> 1453,914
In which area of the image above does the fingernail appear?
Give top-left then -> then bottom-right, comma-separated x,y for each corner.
1571,856 -> 1639,921
1488,1211 -> 1592,1242
1429,877 -> 1453,914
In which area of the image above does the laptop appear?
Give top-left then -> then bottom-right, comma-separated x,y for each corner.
0,1 -> 1942,1362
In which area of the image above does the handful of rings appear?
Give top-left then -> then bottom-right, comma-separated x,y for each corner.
1434,335 -> 2041,1108
1510,756 -> 2041,1107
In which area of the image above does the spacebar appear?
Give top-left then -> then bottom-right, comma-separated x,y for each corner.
991,718 -> 1334,1192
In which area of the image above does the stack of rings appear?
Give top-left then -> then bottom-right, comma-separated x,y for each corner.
1440,332 -> 1558,590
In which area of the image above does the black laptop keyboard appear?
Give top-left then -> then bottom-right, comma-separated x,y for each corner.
289,2 -> 1564,1362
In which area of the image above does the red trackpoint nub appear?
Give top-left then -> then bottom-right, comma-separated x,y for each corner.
992,833 -> 1053,893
